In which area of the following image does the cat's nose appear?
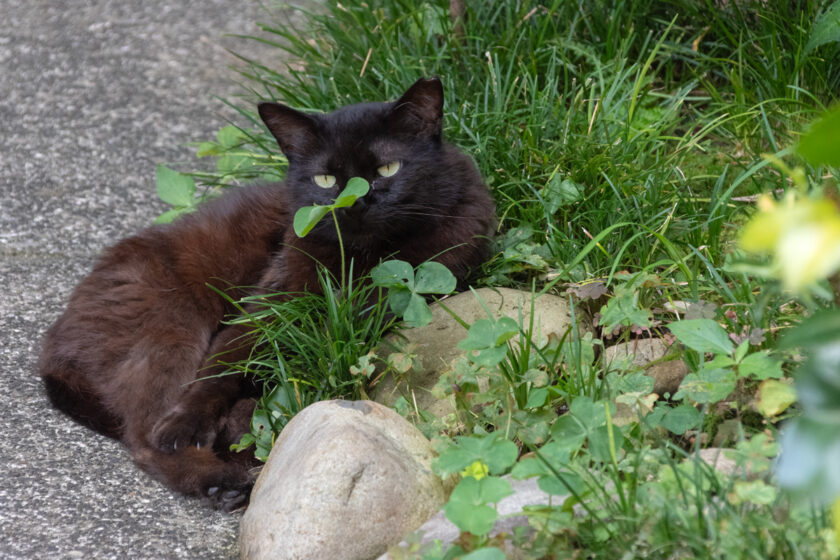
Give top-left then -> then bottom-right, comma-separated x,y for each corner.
345,196 -> 369,217
370,178 -> 389,193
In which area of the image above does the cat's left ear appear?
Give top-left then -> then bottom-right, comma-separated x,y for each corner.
258,102 -> 319,158
389,77 -> 444,139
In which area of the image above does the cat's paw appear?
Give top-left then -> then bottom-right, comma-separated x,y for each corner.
151,406 -> 219,453
203,465 -> 256,512
205,482 -> 253,512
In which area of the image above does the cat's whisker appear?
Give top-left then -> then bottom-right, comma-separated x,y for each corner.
394,211 -> 476,220
384,203 -> 480,220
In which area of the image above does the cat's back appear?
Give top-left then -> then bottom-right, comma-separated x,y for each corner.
76,184 -> 291,298
38,183 -> 292,434
41,183 -> 291,363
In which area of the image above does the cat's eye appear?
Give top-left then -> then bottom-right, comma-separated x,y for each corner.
313,174 -> 336,189
377,161 -> 401,178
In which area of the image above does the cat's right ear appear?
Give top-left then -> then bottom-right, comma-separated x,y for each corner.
258,102 -> 319,158
389,77 -> 444,140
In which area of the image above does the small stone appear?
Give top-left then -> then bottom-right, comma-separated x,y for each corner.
604,338 -> 688,396
378,476 -> 557,559
698,448 -> 738,477
373,288 -> 579,418
240,400 -> 449,560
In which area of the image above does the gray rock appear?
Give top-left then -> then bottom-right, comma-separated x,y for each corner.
698,448 -> 738,477
604,338 -> 688,397
373,288 -> 576,417
240,400 -> 449,560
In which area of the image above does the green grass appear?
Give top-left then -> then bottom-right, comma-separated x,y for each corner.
165,0 -> 840,557
222,0 -> 837,292
221,266 -> 396,460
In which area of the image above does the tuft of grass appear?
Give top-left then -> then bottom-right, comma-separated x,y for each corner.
220,265 -> 395,458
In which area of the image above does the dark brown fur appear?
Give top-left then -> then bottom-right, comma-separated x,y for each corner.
38,78 -> 495,510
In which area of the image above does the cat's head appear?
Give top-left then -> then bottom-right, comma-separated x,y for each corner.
258,77 -> 461,244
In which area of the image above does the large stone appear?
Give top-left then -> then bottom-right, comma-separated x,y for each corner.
373,288 -> 577,417
603,338 -> 688,397
240,400 -> 448,560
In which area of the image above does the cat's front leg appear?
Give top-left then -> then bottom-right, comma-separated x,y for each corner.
150,321 -> 259,453
150,247 -> 315,455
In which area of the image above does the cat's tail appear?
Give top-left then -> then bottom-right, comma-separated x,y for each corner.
130,443 -> 258,512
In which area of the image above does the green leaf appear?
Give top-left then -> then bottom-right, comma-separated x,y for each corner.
731,479 -> 778,506
333,177 -> 370,208
344,176 -> 371,197
469,345 -> 509,368
673,368 -> 736,403
516,417 -> 551,445
738,351 -> 783,380
473,475 -> 513,503
458,314 -> 518,368
797,103 -> 840,166
457,317 -> 519,358
414,261 -> 457,294
804,1 -> 840,55
668,319 -> 734,355
291,177 -> 371,238
510,457 -> 549,479
434,434 -> 519,476
549,415 -> 587,451
156,165 -> 196,207
461,548 -> 507,560
403,293 -> 432,328
612,371 -> 655,394
660,403 -> 701,435
293,204 -> 331,237
370,259 -> 414,289
569,396 -> 608,429
153,208 -> 186,224
493,317 -> 520,346
195,141 -> 221,157
756,379 -> 797,417
444,476 -> 512,535
542,175 -> 583,214
588,424 -> 624,463
216,153 -> 253,175
734,434 -> 778,474
599,290 -> 652,332
217,125 -> 246,148
444,499 -> 497,536
457,319 -> 497,348
536,469 -> 586,496
734,339 -> 750,363
512,442 -> 585,495
525,387 -> 549,409
386,288 -> 412,316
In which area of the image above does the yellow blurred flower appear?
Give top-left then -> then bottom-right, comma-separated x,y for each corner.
834,497 -> 840,549
740,192 -> 840,293
461,460 -> 490,480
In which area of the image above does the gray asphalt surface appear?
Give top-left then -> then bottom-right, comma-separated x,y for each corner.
0,2 -> 302,558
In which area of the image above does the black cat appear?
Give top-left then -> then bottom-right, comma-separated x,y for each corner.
39,77 -> 495,510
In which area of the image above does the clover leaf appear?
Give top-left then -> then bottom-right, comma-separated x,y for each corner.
293,177 -> 370,238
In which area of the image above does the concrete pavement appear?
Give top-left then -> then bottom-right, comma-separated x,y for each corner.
0,2 -> 301,557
